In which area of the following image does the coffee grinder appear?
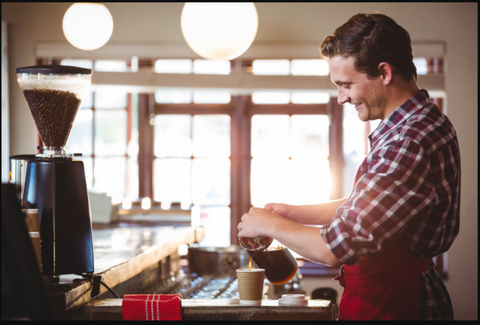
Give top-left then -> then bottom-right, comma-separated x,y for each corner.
12,65 -> 94,279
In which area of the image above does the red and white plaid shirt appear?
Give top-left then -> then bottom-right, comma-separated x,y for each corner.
321,89 -> 461,266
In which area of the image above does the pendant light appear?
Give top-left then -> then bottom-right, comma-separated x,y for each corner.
62,3 -> 114,51
181,2 -> 258,60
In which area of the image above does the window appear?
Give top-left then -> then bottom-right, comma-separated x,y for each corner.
153,114 -> 231,246
154,59 -> 231,75
252,59 -> 329,76
252,91 -> 290,104
94,60 -> 129,72
193,60 -> 231,75
252,60 -> 290,75
146,88 -> 339,249
413,58 -> 428,75
251,114 -> 331,206
67,85 -> 137,203
155,60 -> 192,74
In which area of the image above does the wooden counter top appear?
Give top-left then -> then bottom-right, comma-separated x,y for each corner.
46,222 -> 204,313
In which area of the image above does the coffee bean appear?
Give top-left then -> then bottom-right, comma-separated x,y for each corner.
22,89 -> 81,147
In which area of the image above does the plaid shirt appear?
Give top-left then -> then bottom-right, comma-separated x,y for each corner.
321,89 -> 460,319
321,89 -> 460,264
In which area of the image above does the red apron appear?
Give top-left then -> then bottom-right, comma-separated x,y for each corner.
337,237 -> 433,320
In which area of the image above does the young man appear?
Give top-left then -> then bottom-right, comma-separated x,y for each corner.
237,12 -> 460,320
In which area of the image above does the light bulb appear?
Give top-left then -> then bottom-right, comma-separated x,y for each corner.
63,3 -> 114,51
181,3 -> 258,60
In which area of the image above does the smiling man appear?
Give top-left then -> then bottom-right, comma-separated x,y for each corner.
237,12 -> 460,320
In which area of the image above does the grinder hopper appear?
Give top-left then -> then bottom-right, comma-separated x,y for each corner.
16,65 -> 91,157
15,65 -> 94,278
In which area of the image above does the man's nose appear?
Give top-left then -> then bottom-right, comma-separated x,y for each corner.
337,89 -> 349,105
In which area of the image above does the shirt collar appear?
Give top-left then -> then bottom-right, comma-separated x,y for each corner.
368,89 -> 431,148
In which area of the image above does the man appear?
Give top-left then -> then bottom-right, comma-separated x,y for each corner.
237,12 -> 460,320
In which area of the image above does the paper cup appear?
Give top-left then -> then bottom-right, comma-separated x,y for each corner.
236,268 -> 265,306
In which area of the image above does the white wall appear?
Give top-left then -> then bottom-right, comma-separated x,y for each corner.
2,3 -> 477,320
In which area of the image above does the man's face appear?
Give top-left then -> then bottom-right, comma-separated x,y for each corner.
329,56 -> 387,122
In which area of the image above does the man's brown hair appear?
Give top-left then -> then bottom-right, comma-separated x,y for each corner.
320,12 -> 417,81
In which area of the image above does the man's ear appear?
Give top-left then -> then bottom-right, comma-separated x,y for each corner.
378,62 -> 393,85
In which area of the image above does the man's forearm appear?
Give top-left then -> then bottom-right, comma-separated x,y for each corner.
265,217 -> 341,267
281,197 -> 348,225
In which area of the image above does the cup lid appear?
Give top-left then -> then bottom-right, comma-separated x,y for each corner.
278,294 -> 308,306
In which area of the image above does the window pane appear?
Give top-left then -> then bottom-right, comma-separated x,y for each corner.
81,91 -> 93,109
155,59 -> 192,74
154,115 -> 192,158
252,91 -> 290,104
251,115 -> 290,158
291,115 -> 329,158
94,60 -> 129,72
251,158 -> 290,206
291,91 -> 330,104
252,60 -> 290,75
94,111 -> 127,155
197,206 -> 231,247
289,157 -> 331,204
60,59 -> 93,70
251,158 -> 330,207
413,58 -> 428,75
127,157 -> 139,200
193,115 -> 230,157
291,59 -> 329,76
192,158 -> 230,205
251,114 -> 332,207
68,109 -> 93,156
94,88 -> 128,109
155,89 -> 192,104
193,60 -> 231,75
193,90 -> 231,104
153,158 -> 191,204
94,157 -> 127,197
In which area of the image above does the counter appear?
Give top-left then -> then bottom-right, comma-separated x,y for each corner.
48,221 -> 334,320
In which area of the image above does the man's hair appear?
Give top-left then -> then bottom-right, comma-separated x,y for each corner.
320,12 -> 417,81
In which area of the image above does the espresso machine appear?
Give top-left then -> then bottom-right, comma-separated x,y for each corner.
10,65 -> 94,279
